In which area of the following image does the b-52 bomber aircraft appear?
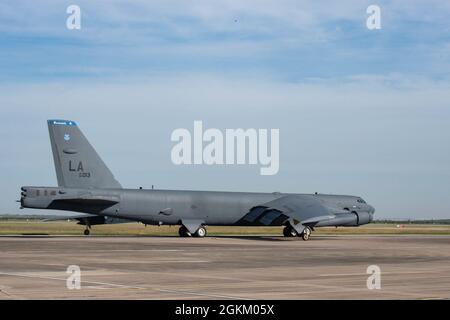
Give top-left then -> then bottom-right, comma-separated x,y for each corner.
20,120 -> 375,240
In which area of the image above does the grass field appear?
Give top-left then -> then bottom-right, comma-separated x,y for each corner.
1,219 -> 450,236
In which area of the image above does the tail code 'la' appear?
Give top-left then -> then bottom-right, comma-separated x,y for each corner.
47,120 -> 122,189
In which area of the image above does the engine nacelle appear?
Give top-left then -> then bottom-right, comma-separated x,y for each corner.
354,211 -> 372,226
318,211 -> 373,227
76,216 -> 106,226
75,216 -> 131,226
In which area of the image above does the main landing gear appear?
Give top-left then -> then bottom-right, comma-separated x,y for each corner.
301,226 -> 312,241
283,225 -> 298,237
178,225 -> 207,238
84,228 -> 90,236
283,225 -> 312,241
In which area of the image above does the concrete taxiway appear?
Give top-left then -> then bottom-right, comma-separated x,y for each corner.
0,235 -> 449,299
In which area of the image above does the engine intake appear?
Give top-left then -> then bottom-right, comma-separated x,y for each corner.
355,211 -> 372,225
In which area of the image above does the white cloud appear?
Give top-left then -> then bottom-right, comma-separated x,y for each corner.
2,0 -> 448,43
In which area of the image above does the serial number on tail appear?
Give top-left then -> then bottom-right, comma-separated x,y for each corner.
68,161 -> 91,178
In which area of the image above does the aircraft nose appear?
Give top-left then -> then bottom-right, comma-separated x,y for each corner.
368,205 -> 375,215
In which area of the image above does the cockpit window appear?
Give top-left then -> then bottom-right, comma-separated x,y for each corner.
357,198 -> 366,204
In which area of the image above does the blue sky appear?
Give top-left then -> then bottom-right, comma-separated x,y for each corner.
1,1 -> 450,218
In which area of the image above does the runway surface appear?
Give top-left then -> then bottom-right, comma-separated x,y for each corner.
0,235 -> 449,299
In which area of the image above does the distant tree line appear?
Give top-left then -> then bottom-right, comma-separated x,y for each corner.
374,219 -> 450,225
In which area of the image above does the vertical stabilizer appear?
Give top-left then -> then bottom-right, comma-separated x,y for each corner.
47,120 -> 122,189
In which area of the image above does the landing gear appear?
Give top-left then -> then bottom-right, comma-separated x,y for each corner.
301,226 -> 312,241
84,228 -> 90,236
178,225 -> 207,237
283,225 -> 297,237
283,225 -> 312,241
194,226 -> 207,238
178,226 -> 191,237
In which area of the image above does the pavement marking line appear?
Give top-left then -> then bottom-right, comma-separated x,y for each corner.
155,288 -> 253,300
3,269 -> 446,300
0,272 -> 147,290
0,287 -> 12,298
0,271 -> 252,300
243,278 -> 439,299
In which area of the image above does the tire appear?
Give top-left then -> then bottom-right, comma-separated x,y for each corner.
283,226 -> 297,237
194,226 -> 207,238
178,226 -> 191,237
84,229 -> 90,236
301,226 -> 312,241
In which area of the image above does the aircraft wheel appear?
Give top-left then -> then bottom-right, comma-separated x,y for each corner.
283,226 -> 297,237
194,226 -> 207,238
84,229 -> 90,236
301,226 -> 312,241
178,226 -> 191,237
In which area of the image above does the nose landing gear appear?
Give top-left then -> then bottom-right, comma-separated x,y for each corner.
283,225 -> 312,241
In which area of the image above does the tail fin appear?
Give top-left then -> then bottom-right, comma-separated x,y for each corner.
47,120 -> 122,189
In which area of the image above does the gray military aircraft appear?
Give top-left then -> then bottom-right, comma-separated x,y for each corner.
20,120 -> 375,240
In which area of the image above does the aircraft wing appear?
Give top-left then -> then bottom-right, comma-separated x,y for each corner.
51,194 -> 120,206
42,213 -> 98,222
46,194 -> 120,213
43,213 -> 133,226
237,195 -> 344,229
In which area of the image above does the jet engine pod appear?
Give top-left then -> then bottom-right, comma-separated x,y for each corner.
355,211 -> 372,225
76,216 -> 106,226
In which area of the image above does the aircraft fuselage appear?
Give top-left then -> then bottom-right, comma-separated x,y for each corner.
21,186 -> 374,227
